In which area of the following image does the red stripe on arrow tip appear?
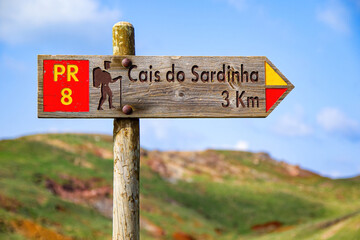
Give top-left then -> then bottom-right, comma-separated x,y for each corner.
266,88 -> 287,112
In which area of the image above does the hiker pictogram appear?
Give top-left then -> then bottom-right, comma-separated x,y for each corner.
93,61 -> 121,110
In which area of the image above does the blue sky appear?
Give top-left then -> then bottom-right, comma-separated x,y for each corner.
0,0 -> 359,178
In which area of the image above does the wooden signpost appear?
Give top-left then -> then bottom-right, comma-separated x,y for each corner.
38,55 -> 293,118
37,22 -> 294,240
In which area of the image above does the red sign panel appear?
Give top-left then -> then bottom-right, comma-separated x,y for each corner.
43,60 -> 89,112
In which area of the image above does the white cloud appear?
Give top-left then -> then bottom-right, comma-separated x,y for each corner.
150,121 -> 170,141
273,106 -> 312,137
317,108 -> 357,131
275,115 -> 313,137
0,0 -> 121,43
47,127 -> 59,133
322,170 -> 342,178
140,120 -> 204,151
234,140 -> 249,151
317,107 -> 360,140
317,0 -> 350,34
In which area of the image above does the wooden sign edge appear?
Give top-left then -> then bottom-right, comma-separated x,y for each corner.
37,55 -> 293,119
37,55 -> 43,119
264,57 -> 295,116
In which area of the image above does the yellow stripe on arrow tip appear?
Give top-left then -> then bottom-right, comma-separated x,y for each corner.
265,62 -> 287,86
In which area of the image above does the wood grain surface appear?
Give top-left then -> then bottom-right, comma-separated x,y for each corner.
38,55 -> 294,118
112,22 -> 140,240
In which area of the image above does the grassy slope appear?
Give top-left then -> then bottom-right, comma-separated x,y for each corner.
0,134 -> 113,240
0,134 -> 359,240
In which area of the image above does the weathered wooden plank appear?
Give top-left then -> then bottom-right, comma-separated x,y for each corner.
38,55 -> 294,118
112,22 -> 140,240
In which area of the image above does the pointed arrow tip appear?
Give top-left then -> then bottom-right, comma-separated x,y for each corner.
266,88 -> 288,112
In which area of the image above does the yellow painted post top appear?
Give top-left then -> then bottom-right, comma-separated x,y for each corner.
112,22 -> 135,56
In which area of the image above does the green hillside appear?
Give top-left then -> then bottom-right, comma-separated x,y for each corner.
0,134 -> 359,239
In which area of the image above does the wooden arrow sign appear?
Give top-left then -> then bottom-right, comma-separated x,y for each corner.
38,55 -> 294,118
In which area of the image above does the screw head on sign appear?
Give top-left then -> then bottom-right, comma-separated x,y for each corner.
122,105 -> 133,115
122,58 -> 132,68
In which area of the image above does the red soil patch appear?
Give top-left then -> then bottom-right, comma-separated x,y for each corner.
172,232 -> 196,240
55,204 -> 67,212
214,227 -> 224,235
45,176 -> 111,204
92,146 -> 112,159
0,194 -> 22,212
11,219 -> 73,240
140,217 -> 166,237
274,225 -> 294,232
148,157 -> 171,179
251,221 -> 283,233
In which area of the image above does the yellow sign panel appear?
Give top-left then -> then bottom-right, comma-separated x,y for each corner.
265,62 -> 287,86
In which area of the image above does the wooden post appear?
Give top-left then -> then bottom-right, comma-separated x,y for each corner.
112,22 -> 140,240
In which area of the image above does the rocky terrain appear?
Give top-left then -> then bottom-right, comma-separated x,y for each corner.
0,133 -> 359,239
